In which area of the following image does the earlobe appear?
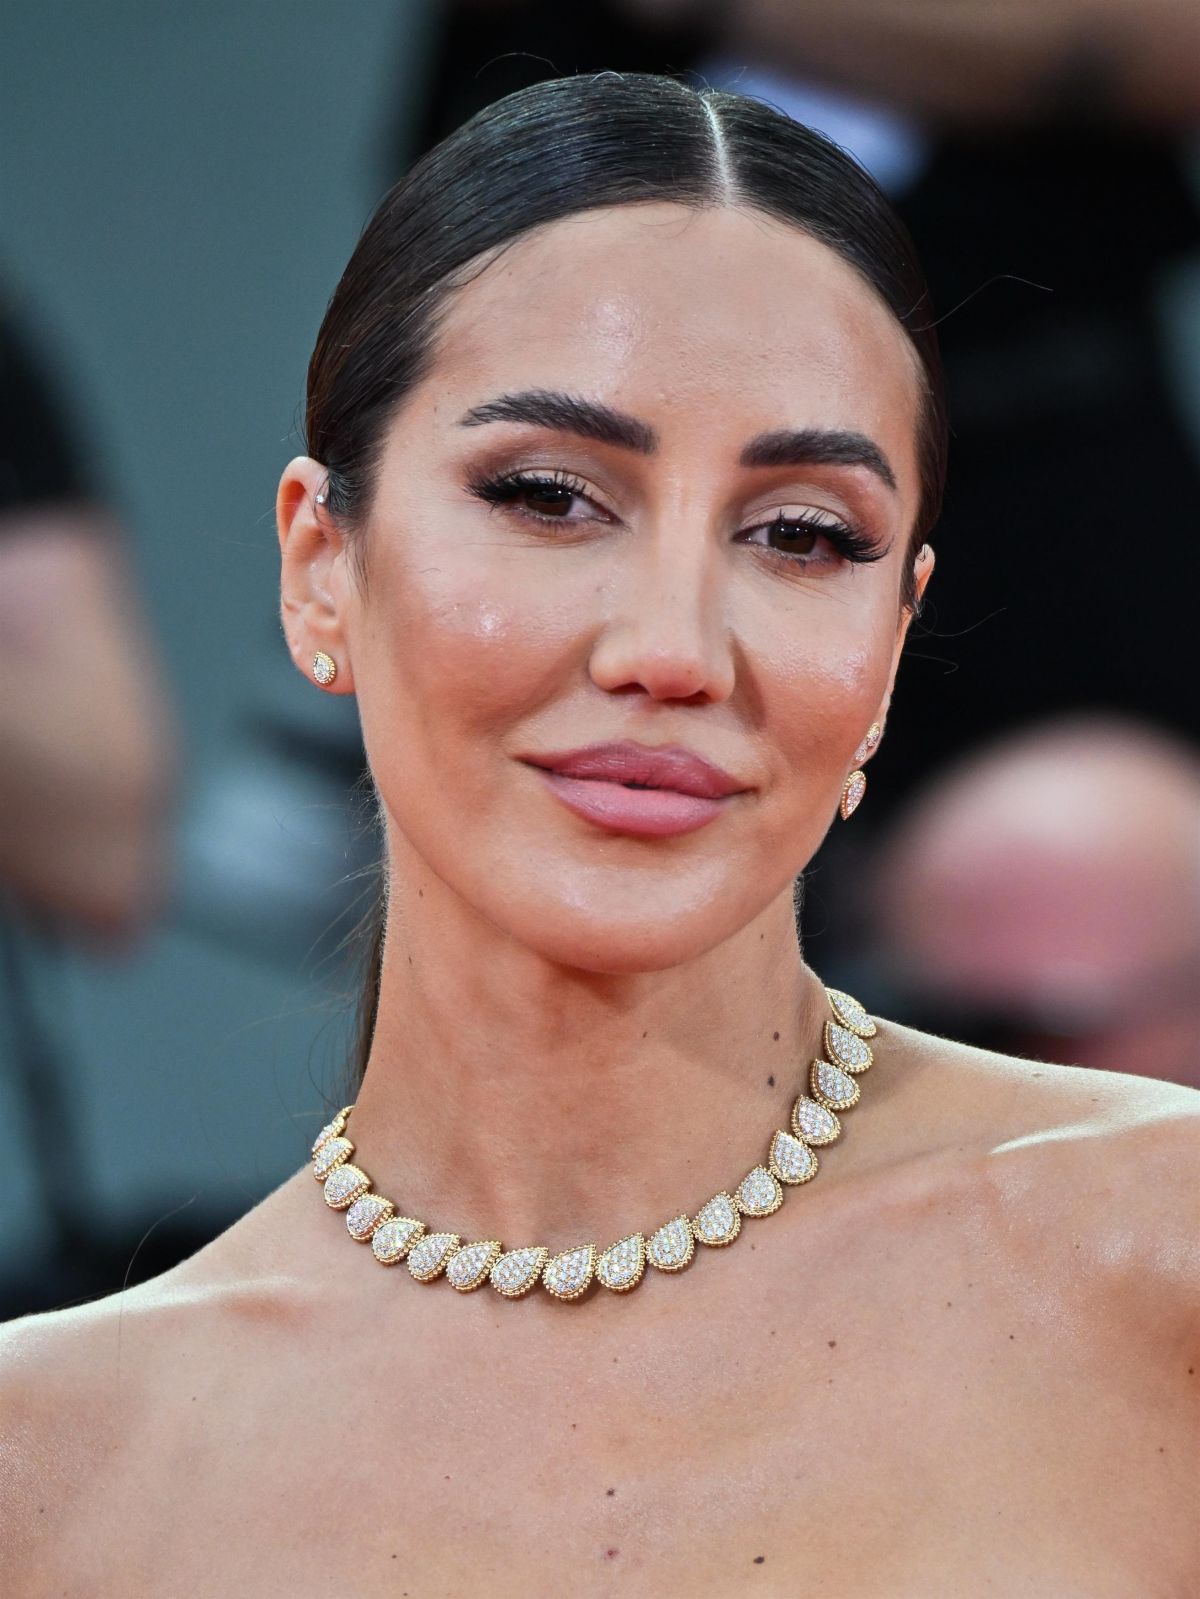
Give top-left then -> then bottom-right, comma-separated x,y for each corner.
277,454 -> 355,694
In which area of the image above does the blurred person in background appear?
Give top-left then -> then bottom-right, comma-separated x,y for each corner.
872,715 -> 1200,1089
3,75 -> 1196,1597
0,280 -> 178,1318
0,286 -> 176,948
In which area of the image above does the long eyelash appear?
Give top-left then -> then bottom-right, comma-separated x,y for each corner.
760,512 -> 888,565
467,473 -> 888,565
466,468 -> 588,513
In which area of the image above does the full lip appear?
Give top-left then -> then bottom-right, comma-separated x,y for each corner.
519,741 -> 749,799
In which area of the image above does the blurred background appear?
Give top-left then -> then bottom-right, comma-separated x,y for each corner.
3,0 -> 1198,1322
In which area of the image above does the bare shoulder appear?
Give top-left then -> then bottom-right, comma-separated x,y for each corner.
0,1276 -> 185,1584
883,1019 -> 1200,1343
0,1176 -> 319,1415
0,1177 -> 318,1587
882,1013 -> 1200,1157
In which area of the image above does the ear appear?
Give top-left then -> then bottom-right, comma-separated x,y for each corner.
870,542 -> 936,752
277,455 -> 357,694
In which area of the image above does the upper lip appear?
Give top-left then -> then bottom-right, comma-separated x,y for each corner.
523,741 -> 748,799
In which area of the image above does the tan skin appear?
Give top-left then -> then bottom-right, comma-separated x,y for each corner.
2,203 -> 1198,1598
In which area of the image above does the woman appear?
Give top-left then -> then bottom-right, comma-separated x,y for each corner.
3,73 -> 1196,1596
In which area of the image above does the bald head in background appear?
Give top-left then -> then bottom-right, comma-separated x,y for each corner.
874,717 -> 1200,1088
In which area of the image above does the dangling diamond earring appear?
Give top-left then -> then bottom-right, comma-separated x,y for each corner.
840,769 -> 867,820
312,650 -> 338,687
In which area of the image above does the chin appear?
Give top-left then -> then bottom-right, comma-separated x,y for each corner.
483,861 -> 778,974
516,916 -> 728,976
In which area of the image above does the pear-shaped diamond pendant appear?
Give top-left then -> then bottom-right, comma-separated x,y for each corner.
407,1232 -> 461,1282
810,1058 -> 860,1111
543,1245 -> 596,1300
596,1234 -> 646,1292
311,1107 -> 350,1157
769,1129 -> 817,1185
647,1217 -> 695,1272
346,1193 -> 394,1240
446,1240 -> 502,1291
840,769 -> 867,820
736,1165 -> 783,1217
827,989 -> 876,1038
693,1192 -> 741,1247
372,1215 -> 425,1264
323,1164 -> 370,1209
791,1094 -> 841,1146
490,1247 -> 549,1298
313,1135 -> 353,1181
824,1019 -> 873,1073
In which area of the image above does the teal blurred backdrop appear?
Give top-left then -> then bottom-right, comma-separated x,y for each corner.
0,2 -> 435,1289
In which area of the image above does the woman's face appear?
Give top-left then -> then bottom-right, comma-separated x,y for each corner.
287,202 -> 932,971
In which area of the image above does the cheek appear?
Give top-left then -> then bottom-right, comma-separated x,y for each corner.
354,536 -> 589,756
742,591 -> 896,789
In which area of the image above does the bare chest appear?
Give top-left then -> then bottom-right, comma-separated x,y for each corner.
54,1211 -> 1193,1599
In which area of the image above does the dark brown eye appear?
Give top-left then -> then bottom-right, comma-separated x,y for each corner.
522,481 -> 575,517
767,521 -> 818,556
467,468 -> 601,523
736,508 -> 887,568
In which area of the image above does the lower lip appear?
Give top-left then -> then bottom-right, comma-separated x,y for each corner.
533,768 -> 734,837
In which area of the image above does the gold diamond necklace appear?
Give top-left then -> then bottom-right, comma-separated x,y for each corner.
311,986 -> 876,1302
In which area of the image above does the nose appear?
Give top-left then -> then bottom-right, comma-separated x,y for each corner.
587,521 -> 736,704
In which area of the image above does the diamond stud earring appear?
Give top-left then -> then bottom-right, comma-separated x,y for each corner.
853,722 -> 883,765
312,650 -> 338,687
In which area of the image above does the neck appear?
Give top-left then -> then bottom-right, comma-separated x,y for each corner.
348,871 -> 829,1250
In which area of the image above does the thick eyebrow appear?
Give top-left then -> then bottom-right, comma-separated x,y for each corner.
738,427 -> 897,491
457,389 -> 897,492
458,389 -> 656,453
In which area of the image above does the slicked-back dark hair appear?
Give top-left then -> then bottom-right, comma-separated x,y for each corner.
304,72 -> 947,1093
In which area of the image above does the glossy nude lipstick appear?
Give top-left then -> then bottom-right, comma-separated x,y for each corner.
522,741 -> 748,838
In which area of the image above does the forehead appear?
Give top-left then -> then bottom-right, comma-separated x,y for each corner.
427,201 -> 921,482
